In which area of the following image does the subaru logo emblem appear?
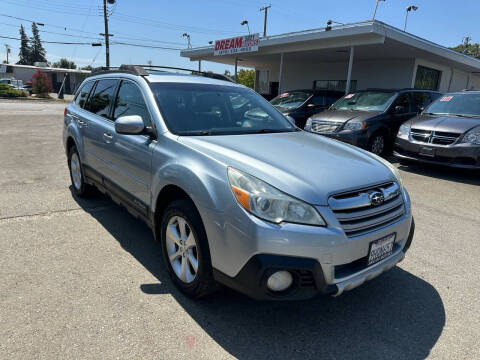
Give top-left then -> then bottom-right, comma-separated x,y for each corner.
369,191 -> 384,206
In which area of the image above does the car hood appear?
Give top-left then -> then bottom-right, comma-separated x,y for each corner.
309,109 -> 381,123
408,114 -> 480,133
179,131 -> 395,205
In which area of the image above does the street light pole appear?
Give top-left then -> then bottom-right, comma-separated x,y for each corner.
260,4 -> 271,37
240,20 -> 250,34
372,0 -> 385,21
404,5 -> 418,32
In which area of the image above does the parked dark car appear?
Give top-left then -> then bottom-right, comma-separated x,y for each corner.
305,89 -> 442,155
270,89 -> 344,128
394,91 -> 480,169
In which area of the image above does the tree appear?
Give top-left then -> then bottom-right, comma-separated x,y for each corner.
450,37 -> 480,59
52,58 -> 77,69
30,22 -> 47,64
17,24 -> 31,65
236,69 -> 255,89
80,65 -> 93,70
31,70 -> 53,96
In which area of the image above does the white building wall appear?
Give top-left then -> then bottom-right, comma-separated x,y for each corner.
270,58 -> 416,93
411,58 -> 478,92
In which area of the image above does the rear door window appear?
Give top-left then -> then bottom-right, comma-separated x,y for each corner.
85,79 -> 118,118
113,80 -> 151,127
412,92 -> 431,112
392,93 -> 412,114
74,81 -> 94,109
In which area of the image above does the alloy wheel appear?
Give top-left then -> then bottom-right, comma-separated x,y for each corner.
165,216 -> 199,284
371,135 -> 385,155
70,152 -> 82,190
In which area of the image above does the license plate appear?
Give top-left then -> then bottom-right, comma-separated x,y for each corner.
419,146 -> 435,157
367,234 -> 395,266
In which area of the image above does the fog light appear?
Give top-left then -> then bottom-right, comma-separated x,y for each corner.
266,270 -> 293,292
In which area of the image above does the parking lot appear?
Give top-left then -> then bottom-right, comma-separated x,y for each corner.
1,99 -> 479,359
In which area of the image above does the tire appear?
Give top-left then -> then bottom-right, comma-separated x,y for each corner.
160,199 -> 218,299
368,133 -> 387,155
68,145 -> 94,197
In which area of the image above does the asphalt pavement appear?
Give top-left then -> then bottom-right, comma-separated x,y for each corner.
1,99 -> 479,359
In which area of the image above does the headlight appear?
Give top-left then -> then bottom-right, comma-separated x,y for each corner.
343,121 -> 366,131
397,124 -> 410,137
227,167 -> 326,226
368,153 -> 403,188
304,118 -> 312,131
460,126 -> 480,145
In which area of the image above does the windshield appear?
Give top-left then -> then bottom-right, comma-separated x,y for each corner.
270,91 -> 312,109
424,93 -> 480,118
331,91 -> 397,112
150,83 -> 296,136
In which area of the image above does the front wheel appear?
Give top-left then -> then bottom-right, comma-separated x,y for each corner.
368,133 -> 386,155
160,199 -> 218,299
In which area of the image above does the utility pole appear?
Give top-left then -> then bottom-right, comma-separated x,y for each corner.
4,44 -> 10,64
102,0 -> 115,68
260,4 -> 271,38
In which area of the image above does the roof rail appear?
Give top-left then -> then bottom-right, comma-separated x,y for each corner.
90,65 -> 148,76
89,64 -> 234,83
138,64 -> 235,83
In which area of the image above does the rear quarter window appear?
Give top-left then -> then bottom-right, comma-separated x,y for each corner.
74,81 -> 95,108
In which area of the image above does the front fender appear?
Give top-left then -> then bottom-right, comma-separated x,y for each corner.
150,139 -> 231,215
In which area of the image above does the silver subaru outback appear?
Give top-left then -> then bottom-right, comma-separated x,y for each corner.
63,65 -> 414,300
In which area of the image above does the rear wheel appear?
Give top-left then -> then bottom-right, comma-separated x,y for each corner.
68,145 -> 94,197
160,199 -> 218,298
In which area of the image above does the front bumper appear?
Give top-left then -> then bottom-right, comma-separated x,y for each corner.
394,137 -> 480,169
313,130 -> 369,149
213,218 -> 415,301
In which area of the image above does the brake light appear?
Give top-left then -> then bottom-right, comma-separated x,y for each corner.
64,107 -> 67,116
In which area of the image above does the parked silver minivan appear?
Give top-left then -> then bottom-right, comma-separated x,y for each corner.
63,65 -> 414,300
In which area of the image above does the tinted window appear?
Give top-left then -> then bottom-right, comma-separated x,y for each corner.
425,93 -> 480,117
113,81 -> 151,126
85,79 -> 118,118
331,91 -> 396,112
412,92 -> 432,112
74,81 -> 94,108
392,93 -> 412,114
270,91 -> 312,109
311,95 -> 326,106
150,83 -> 296,135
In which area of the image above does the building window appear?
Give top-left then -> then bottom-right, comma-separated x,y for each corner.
313,80 -> 357,92
414,65 -> 441,91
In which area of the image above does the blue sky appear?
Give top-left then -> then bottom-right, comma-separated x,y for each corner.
1,0 -> 479,73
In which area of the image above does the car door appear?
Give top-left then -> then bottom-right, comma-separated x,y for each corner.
81,78 -> 119,179
387,92 -> 416,135
101,79 -> 155,211
67,80 -> 95,161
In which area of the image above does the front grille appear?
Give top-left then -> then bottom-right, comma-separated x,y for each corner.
410,128 -> 460,146
311,121 -> 339,133
329,182 -> 405,237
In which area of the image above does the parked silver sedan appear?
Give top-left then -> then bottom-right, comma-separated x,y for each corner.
63,65 -> 414,300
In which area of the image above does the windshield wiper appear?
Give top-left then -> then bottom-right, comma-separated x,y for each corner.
177,130 -> 212,136
250,128 -> 293,134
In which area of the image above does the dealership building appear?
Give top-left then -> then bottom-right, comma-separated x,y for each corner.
181,20 -> 480,98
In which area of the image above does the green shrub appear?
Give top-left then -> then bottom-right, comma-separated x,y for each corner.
0,84 -> 27,98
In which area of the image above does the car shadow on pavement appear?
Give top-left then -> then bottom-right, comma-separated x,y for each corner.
387,156 -> 480,186
73,191 -> 446,360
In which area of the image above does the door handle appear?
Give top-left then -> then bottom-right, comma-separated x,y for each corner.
103,132 -> 113,143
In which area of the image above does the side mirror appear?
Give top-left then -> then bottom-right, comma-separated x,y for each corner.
393,105 -> 404,114
115,115 -> 145,135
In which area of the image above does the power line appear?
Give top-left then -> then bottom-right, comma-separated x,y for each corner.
110,41 -> 182,51
0,35 -> 97,45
